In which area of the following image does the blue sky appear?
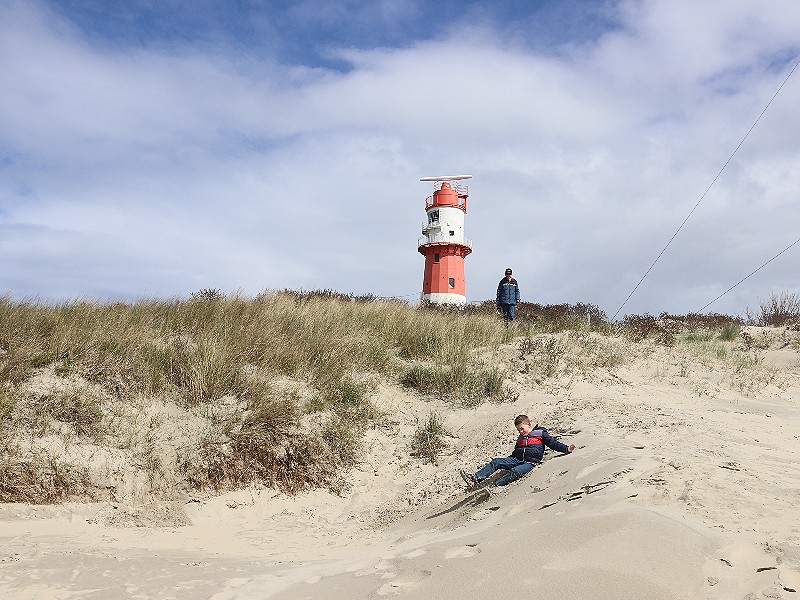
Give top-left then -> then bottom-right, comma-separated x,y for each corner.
1,0 -> 799,317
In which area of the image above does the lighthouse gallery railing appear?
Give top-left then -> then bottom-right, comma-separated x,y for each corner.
418,235 -> 472,249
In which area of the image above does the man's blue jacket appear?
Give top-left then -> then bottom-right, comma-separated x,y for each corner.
496,277 -> 520,305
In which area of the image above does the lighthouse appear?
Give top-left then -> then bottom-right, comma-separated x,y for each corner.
418,175 -> 473,305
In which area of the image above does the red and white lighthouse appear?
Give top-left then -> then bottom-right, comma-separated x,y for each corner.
418,175 -> 473,305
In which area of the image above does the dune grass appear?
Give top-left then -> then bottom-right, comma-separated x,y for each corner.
1,290 -> 794,504
409,412 -> 452,465
0,291 -> 532,501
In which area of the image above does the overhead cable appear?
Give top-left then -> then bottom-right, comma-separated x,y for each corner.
611,56 -> 800,320
696,235 -> 800,313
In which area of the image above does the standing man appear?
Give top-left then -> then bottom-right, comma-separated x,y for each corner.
496,268 -> 520,322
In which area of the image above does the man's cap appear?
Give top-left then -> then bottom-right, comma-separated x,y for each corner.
505,268 -> 512,275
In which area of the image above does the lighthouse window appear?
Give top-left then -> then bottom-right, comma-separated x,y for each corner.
434,253 -> 440,263
448,278 -> 455,288
449,230 -> 455,236
428,210 -> 439,223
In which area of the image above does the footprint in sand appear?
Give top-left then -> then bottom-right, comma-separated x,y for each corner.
376,569 -> 432,595
444,544 -> 481,559
576,462 -> 604,479
507,498 -> 540,517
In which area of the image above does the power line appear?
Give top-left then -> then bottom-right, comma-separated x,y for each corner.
374,292 -> 420,300
611,56 -> 800,320
696,235 -> 800,313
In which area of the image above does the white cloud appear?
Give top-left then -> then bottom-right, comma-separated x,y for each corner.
1,0 -> 799,316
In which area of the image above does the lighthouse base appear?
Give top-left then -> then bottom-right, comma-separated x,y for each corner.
422,292 -> 467,306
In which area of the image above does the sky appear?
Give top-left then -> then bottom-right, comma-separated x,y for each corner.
1,0 -> 799,318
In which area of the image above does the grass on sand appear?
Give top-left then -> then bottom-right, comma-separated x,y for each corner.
1,290 -> 796,504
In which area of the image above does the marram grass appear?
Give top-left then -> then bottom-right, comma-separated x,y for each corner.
0,292 -> 520,501
2,290 -> 794,503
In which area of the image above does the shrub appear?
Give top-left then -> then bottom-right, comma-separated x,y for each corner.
754,291 -> 800,326
190,288 -> 225,302
659,312 -> 742,330
463,301 -> 606,331
492,384 -> 520,404
622,313 -> 658,342
620,312 -> 743,344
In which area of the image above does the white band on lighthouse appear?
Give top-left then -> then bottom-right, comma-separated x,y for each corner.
422,292 -> 467,304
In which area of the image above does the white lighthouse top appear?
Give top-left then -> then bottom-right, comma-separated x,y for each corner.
419,175 -> 472,182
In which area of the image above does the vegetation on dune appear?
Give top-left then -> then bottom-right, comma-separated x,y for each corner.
0,289 -> 797,505
0,290 -> 522,502
409,412 -> 452,466
750,291 -> 800,327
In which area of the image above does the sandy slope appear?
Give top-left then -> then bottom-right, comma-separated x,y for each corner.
1,334 -> 799,599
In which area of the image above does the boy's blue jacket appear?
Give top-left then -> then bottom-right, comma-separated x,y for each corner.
496,277 -> 520,305
512,427 -> 570,463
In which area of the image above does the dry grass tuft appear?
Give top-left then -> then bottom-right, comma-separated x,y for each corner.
0,447 -> 97,504
182,403 -> 359,495
34,388 -> 104,438
410,412 -> 452,465
400,361 -> 508,407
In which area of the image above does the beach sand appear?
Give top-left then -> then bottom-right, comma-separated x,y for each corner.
2,332 -> 799,599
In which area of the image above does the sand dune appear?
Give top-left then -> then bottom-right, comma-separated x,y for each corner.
2,333 -> 799,599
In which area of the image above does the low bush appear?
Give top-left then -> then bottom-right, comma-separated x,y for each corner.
752,291 -> 800,326
461,301 -> 606,331
622,313 -> 658,342
619,311 -> 743,343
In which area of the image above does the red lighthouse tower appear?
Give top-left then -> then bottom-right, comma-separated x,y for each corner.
418,175 -> 473,305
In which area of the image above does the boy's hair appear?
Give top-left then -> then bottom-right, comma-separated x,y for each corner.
514,414 -> 531,426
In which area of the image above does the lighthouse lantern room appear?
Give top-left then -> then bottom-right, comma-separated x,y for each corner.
418,175 -> 473,305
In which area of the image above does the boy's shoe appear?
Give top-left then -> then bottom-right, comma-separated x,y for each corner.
460,470 -> 478,488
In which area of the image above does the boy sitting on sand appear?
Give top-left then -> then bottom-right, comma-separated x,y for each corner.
460,414 -> 576,488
